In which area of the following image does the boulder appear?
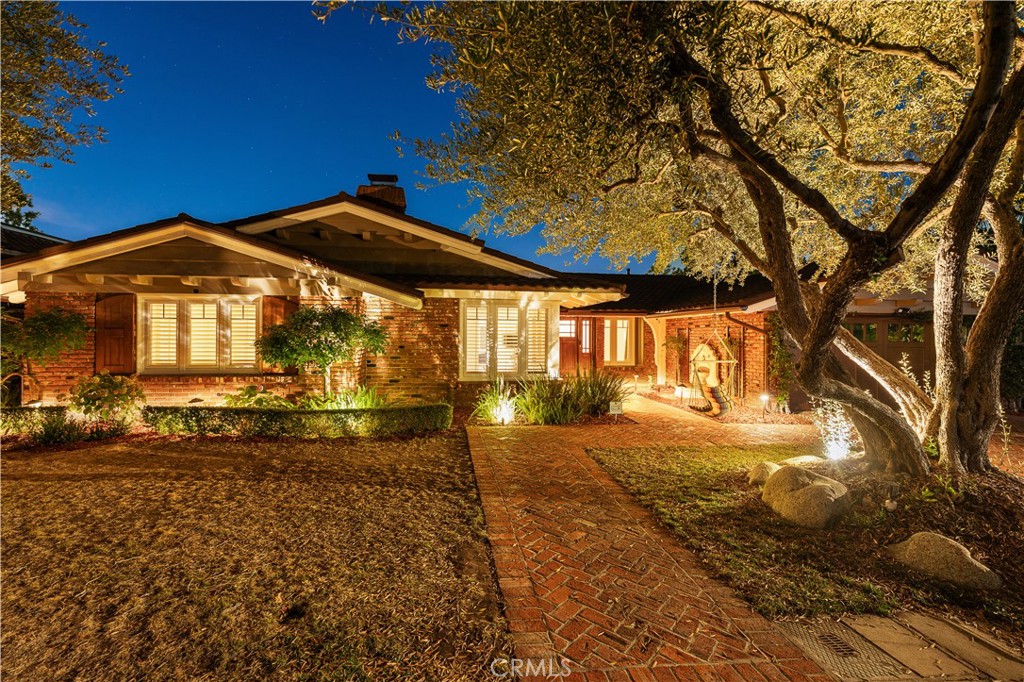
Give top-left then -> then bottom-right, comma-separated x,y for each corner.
762,465 -> 851,529
887,532 -> 1002,591
747,461 -> 781,486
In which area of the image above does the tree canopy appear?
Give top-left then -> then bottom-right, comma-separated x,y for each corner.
1,1 -> 127,217
255,306 -> 388,395
346,0 -> 1024,474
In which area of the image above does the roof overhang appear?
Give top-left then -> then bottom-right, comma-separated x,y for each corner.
1,220 -> 424,309
419,286 -> 623,309
232,197 -> 553,279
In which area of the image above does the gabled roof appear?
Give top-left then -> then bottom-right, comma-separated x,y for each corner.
227,191 -> 563,279
0,214 -> 425,309
1,223 -> 68,257
563,273 -> 776,315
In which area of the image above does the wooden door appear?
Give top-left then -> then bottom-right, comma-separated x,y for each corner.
559,317 -> 579,374
95,294 -> 135,374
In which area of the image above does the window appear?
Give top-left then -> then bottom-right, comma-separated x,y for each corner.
888,323 -> 925,344
141,296 -> 260,373
580,319 -> 592,354
603,317 -> 637,365
843,322 -> 878,343
496,306 -> 520,373
559,319 -> 576,337
460,301 -> 554,379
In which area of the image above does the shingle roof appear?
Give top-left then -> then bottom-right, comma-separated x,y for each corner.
563,273 -> 776,315
1,224 -> 68,257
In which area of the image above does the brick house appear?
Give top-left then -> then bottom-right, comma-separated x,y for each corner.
560,273 -> 950,409
0,176 -> 948,409
0,176 -> 622,405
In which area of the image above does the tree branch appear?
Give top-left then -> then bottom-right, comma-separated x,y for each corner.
884,3 -> 1018,247
742,1 -> 967,87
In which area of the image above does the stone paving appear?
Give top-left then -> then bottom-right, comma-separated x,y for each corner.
468,395 -> 830,681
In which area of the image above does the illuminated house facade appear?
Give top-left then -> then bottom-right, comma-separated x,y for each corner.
1,176 -> 946,408
0,176 -> 622,405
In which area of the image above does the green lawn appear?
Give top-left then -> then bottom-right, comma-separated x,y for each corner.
590,443 -> 1024,645
2,433 -> 507,681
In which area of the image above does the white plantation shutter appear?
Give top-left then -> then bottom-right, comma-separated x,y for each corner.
189,303 -> 219,366
142,297 -> 260,372
464,304 -> 488,374
148,302 -> 178,366
229,303 -> 258,366
495,306 -> 520,373
527,308 -> 547,373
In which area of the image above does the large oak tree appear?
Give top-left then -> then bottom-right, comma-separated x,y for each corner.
342,1 -> 1024,474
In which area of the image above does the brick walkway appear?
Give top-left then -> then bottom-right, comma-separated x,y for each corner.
469,395 -> 832,681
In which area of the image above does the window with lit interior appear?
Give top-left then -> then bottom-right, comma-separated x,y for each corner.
603,317 -> 636,365
140,296 -> 260,373
460,301 -> 553,379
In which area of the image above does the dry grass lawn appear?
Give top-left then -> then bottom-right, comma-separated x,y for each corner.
1,433 -> 507,681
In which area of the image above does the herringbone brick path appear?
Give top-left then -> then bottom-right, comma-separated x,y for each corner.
469,396 -> 831,681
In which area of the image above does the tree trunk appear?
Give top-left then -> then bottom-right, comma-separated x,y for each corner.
323,364 -> 332,396
932,63 -> 1024,472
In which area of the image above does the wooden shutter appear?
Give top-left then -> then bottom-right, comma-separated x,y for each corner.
261,296 -> 298,374
96,294 -> 136,374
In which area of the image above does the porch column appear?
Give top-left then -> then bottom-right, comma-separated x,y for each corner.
643,316 -> 667,385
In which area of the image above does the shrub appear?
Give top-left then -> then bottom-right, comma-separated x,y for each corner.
471,378 -> 517,425
571,372 -> 628,417
296,386 -> 390,410
31,409 -> 87,445
223,385 -> 295,409
69,372 -> 145,422
516,378 -> 585,425
0,406 -> 67,435
141,404 -> 452,438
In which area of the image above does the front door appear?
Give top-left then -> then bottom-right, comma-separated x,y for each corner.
559,318 -> 579,374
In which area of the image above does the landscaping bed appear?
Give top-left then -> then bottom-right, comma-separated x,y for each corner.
590,443 -> 1024,650
1,433 -> 507,681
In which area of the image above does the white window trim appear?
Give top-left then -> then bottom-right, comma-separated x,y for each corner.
137,294 -> 262,374
603,317 -> 639,366
459,299 -> 559,381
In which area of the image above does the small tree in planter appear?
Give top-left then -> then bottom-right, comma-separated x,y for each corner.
255,306 -> 388,396
1,308 -> 89,404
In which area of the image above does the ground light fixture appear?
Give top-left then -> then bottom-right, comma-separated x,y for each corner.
492,398 -> 516,425
760,393 -> 770,421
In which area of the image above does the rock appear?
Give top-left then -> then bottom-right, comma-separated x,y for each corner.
781,455 -> 827,467
761,465 -> 851,529
748,461 -> 781,486
887,532 -> 1002,591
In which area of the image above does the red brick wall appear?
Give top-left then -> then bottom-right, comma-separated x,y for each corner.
23,292 -> 97,403
363,296 -> 460,403
664,312 -> 769,406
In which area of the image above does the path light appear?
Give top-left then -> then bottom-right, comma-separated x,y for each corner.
492,398 -> 515,425
826,441 -> 850,461
674,385 -> 685,404
760,393 -> 770,421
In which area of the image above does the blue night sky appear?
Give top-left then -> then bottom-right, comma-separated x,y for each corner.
21,1 -> 645,274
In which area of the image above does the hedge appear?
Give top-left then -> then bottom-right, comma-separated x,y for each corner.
141,404 -> 453,438
0,406 -> 68,435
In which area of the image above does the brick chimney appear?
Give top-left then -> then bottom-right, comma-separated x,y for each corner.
355,174 -> 406,213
